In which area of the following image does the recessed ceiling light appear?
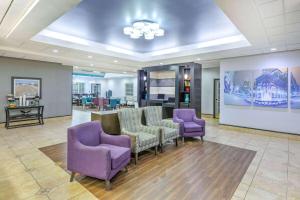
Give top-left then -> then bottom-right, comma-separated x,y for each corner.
74,66 -> 78,69
90,64 -> 94,67
88,55 -> 93,59
52,49 -> 59,53
160,62 -> 163,65
114,60 -> 118,63
270,48 -> 277,51
196,58 -> 201,61
123,72 -> 127,74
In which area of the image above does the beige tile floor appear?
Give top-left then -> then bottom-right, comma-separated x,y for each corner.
0,110 -> 299,200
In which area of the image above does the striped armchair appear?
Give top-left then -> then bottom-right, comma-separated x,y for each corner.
118,108 -> 160,164
144,106 -> 179,152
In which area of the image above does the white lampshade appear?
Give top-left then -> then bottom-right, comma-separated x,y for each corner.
133,21 -> 145,28
123,27 -> 133,35
155,29 -> 164,37
145,32 -> 154,40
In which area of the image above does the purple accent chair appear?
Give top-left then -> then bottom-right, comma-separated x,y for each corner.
173,109 -> 205,142
67,121 -> 131,190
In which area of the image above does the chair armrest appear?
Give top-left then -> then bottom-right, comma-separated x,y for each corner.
121,129 -> 139,151
141,125 -> 160,138
68,142 -> 111,179
101,132 -> 131,148
173,117 -> 184,124
193,117 -> 205,127
161,119 -> 180,129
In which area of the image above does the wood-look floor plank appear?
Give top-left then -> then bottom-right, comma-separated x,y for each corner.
39,139 -> 255,200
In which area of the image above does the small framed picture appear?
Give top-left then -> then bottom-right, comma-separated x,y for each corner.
11,77 -> 42,99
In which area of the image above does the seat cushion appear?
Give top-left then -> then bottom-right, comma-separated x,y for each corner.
100,144 -> 131,169
162,127 -> 178,140
138,132 -> 158,147
184,122 -> 203,133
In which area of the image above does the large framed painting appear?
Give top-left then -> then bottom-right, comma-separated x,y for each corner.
291,67 -> 300,109
224,70 -> 253,106
12,77 -> 42,99
253,68 -> 288,108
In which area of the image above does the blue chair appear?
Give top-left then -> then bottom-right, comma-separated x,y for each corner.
109,98 -> 121,109
82,97 -> 92,109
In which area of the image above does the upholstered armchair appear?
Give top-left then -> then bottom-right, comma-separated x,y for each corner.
144,106 -> 179,152
67,121 -> 131,190
173,109 -> 205,142
118,108 -> 160,164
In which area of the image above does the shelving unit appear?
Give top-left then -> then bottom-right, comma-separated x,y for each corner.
137,62 -> 202,118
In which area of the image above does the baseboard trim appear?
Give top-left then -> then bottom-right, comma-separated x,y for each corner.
0,114 -> 72,124
219,123 -> 300,136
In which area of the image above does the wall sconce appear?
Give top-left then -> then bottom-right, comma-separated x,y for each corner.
184,73 -> 188,80
143,76 -> 147,81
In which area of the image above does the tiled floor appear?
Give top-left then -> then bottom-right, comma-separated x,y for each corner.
0,110 -> 299,200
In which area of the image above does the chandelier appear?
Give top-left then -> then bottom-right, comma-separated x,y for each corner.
123,21 -> 165,40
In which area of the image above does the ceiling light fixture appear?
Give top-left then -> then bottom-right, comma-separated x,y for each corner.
160,62 -> 163,65
270,48 -> 277,51
196,58 -> 201,61
52,49 -> 59,53
123,20 -> 165,40
114,60 -> 118,63
88,55 -> 92,58
90,64 -> 94,67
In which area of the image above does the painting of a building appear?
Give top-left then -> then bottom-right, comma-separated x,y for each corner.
224,71 -> 252,106
291,67 -> 300,109
253,68 -> 288,108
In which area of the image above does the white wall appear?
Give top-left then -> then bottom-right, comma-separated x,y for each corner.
201,67 -> 220,114
220,50 -> 300,134
105,77 -> 137,98
73,75 -> 105,94
72,75 -> 137,98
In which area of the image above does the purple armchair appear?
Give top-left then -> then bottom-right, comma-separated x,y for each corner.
173,109 -> 205,142
67,121 -> 131,190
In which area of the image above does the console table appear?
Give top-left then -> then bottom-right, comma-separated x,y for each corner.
5,105 -> 44,129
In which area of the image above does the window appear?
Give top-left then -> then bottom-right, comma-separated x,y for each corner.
125,83 -> 134,96
73,82 -> 85,94
91,83 -> 101,96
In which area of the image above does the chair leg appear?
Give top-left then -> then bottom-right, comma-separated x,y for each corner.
105,180 -> 112,190
201,136 -> 204,142
155,146 -> 158,155
175,138 -> 178,147
182,136 -> 185,143
70,172 -> 75,182
160,144 -> 164,153
135,153 -> 138,165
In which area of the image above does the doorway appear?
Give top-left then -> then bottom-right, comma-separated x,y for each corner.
213,79 -> 220,119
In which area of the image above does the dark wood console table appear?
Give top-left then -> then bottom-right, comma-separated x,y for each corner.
5,105 -> 44,129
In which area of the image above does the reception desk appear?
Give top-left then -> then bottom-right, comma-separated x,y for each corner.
91,111 -> 120,135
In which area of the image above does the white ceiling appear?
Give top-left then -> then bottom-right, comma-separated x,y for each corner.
0,0 -> 299,73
